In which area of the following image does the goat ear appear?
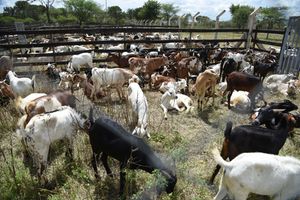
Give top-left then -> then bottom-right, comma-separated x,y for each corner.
84,120 -> 91,131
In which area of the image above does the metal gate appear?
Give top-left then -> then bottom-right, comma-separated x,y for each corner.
278,16 -> 300,75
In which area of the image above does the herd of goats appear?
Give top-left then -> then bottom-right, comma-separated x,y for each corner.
0,39 -> 300,200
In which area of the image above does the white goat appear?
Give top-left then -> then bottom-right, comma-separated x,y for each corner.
213,148 -> 300,200
58,71 -> 75,90
90,67 -> 134,101
6,71 -> 35,97
160,87 -> 180,119
19,106 -> 89,178
67,52 -> 93,73
128,77 -> 149,138
264,73 -> 295,85
159,79 -> 187,93
170,93 -> 193,113
15,93 -> 47,114
229,90 -> 251,110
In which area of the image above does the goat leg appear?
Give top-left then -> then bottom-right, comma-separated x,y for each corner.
119,161 -> 127,198
100,153 -> 113,177
227,91 -> 233,109
91,153 -> 100,179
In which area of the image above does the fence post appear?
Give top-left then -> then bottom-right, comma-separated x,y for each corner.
160,18 -> 165,26
246,7 -> 261,50
178,14 -> 186,28
191,12 -> 200,29
214,10 -> 226,39
168,15 -> 175,26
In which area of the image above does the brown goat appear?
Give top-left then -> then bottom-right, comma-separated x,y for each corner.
223,72 -> 265,109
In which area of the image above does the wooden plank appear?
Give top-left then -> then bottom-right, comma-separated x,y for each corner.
252,39 -> 282,46
0,39 -> 246,49
0,28 -> 249,36
253,29 -> 285,34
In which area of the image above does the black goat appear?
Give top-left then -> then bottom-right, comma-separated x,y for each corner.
209,110 -> 289,184
219,58 -> 238,82
253,60 -> 277,81
252,100 -> 299,132
87,108 -> 177,198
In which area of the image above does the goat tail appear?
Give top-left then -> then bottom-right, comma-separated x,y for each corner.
224,121 -> 232,139
212,148 -> 230,169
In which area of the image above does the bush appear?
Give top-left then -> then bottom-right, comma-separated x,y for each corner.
0,16 -> 17,25
55,15 -> 77,24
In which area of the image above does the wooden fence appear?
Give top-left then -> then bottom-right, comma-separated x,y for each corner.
0,25 -> 285,68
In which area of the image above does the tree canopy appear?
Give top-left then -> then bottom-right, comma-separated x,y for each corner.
138,0 -> 160,21
230,4 -> 254,28
107,6 -> 124,24
0,0 -> 289,29
258,7 -> 287,29
160,3 -> 179,22
64,0 -> 102,25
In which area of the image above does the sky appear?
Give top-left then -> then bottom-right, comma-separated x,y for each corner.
1,0 -> 300,21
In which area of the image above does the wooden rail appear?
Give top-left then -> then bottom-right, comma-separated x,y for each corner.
0,26 -> 284,67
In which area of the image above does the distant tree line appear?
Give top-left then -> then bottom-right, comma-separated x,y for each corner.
0,0 -> 288,29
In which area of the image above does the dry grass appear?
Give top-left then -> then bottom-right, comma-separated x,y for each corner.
0,79 -> 300,200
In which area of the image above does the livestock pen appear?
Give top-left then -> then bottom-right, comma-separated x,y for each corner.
0,25 -> 299,200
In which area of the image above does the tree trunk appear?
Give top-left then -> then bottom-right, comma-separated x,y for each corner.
46,6 -> 51,24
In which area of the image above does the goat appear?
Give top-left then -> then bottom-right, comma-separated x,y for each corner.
160,87 -> 180,119
212,149 -> 300,200
219,58 -> 237,82
159,79 -> 187,93
252,100 -> 299,132
18,106 -> 89,180
24,90 -> 76,127
0,56 -> 12,80
72,74 -> 106,101
89,67 -> 134,101
87,108 -> 177,198
223,71 -> 265,109
6,71 -> 35,97
67,52 -> 93,73
15,93 -> 47,114
209,111 -> 290,184
191,70 -> 218,111
128,77 -> 149,138
150,73 -> 175,90
253,60 -> 277,80
0,80 -> 15,100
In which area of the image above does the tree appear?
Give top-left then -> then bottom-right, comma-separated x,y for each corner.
64,0 -> 101,25
2,1 -> 44,22
139,0 -> 160,21
258,7 -> 287,29
160,3 -> 179,22
230,4 -> 254,28
28,0 -> 55,23
107,6 -> 124,24
126,8 -> 143,20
